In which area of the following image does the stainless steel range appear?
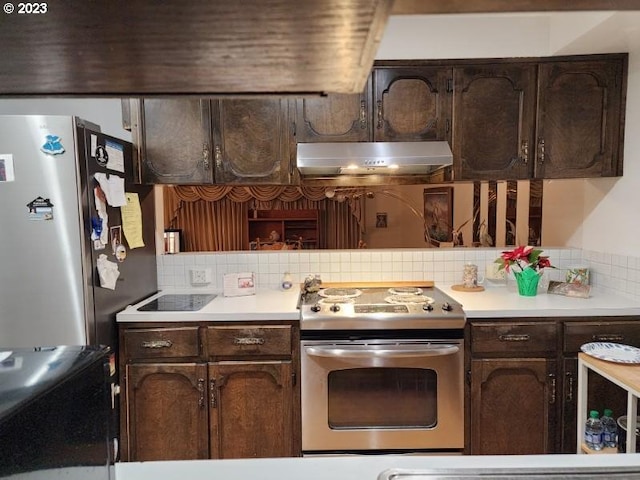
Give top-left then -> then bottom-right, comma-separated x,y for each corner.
300,284 -> 465,331
299,283 -> 466,455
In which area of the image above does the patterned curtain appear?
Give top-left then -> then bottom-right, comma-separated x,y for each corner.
163,186 -> 360,251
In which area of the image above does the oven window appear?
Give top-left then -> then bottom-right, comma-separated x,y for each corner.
327,368 -> 437,429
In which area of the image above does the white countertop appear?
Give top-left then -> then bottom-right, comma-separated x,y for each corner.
115,454 -> 640,480
116,287 -> 301,322
441,282 -> 640,318
116,282 -> 640,323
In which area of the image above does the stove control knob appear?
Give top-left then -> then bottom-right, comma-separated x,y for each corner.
329,304 -> 341,313
422,303 -> 434,312
310,304 -> 321,313
442,302 -> 453,312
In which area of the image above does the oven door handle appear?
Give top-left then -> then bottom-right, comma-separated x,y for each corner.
304,344 -> 460,359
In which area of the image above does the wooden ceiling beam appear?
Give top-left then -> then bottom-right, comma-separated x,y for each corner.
391,0 -> 640,14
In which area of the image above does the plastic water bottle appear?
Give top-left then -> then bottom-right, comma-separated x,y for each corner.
585,410 -> 604,451
601,408 -> 618,448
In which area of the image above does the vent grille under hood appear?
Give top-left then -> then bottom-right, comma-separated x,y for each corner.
297,142 -> 453,176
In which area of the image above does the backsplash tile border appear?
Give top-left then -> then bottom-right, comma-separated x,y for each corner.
153,246 -> 640,298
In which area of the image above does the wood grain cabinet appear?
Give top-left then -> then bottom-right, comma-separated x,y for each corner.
453,55 -> 626,181
468,316 -> 640,455
133,99 -> 213,184
468,321 -> 558,455
535,58 -> 625,179
119,322 -> 300,462
295,67 -> 452,144
128,98 -> 294,185
453,63 -> 536,181
211,98 -> 294,184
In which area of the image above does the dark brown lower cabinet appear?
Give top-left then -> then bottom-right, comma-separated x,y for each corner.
210,362 -> 293,458
120,321 -> 299,461
469,317 -> 640,455
126,363 -> 209,461
470,358 -> 557,454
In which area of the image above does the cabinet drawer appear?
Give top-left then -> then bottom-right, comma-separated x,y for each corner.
206,325 -> 292,358
123,327 -> 200,359
471,322 -> 557,354
564,321 -> 640,353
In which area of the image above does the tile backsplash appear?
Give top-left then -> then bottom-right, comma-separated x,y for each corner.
155,247 -> 640,298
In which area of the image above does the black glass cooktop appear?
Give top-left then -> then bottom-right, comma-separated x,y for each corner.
137,294 -> 217,312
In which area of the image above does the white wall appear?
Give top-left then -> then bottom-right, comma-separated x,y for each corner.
0,99 -> 130,140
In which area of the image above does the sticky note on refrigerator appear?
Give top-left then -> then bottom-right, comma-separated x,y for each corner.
120,192 -> 144,249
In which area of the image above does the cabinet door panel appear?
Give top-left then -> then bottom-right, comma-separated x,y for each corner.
126,363 -> 208,461
374,67 -> 451,142
536,60 -> 624,178
453,64 -> 536,180
295,77 -> 372,142
470,358 -> 556,454
141,99 -> 212,184
213,99 -> 290,184
209,362 -> 294,459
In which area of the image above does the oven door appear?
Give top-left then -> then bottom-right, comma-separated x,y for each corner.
301,339 -> 464,453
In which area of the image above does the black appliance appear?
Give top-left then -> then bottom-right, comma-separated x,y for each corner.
137,293 -> 217,312
0,346 -> 113,480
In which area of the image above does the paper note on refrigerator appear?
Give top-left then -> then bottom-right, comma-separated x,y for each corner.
94,173 -> 126,207
120,192 -> 145,249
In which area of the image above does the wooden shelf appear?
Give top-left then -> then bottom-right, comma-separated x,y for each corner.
247,209 -> 319,250
580,443 -> 618,454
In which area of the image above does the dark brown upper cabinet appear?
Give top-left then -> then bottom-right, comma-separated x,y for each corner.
535,58 -> 625,179
295,67 -> 452,144
373,66 -> 452,142
212,98 -> 293,184
134,99 -> 214,184
130,98 -> 294,185
452,54 -> 626,181
295,77 -> 373,143
453,63 -> 537,181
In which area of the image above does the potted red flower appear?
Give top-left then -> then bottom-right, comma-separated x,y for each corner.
495,246 -> 554,296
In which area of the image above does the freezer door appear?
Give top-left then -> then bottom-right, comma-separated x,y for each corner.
75,123 -> 158,350
0,115 -> 87,348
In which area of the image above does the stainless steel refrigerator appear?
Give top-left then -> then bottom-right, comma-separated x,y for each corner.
0,115 -> 158,351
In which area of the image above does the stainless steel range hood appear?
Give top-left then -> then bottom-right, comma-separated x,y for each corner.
297,142 -> 453,176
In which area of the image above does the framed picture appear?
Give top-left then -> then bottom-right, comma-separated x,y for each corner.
375,212 -> 388,228
424,187 -> 453,246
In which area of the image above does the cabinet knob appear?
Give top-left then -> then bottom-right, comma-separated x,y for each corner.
548,373 -> 556,404
360,100 -> 367,129
233,337 -> 265,346
565,372 -> 574,402
214,145 -> 222,168
140,340 -> 173,349
498,334 -> 530,342
538,138 -> 545,163
521,140 -> 529,164
376,100 -> 383,129
209,378 -> 217,408
203,144 -> 210,170
197,378 -> 205,408
592,334 -> 624,342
